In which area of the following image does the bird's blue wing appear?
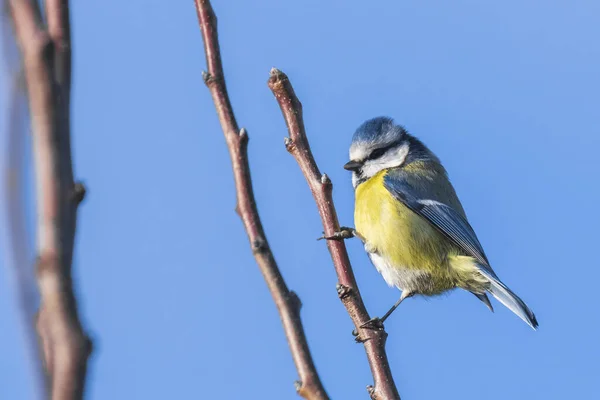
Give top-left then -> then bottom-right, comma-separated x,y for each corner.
384,170 -> 493,271
384,168 -> 539,329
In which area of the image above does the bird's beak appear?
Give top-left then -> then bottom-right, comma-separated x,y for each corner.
343,160 -> 363,171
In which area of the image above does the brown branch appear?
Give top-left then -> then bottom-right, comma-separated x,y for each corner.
45,0 -> 71,92
1,8 -> 45,394
45,0 -> 74,191
8,0 -> 91,399
194,1 -> 329,399
268,69 -> 401,400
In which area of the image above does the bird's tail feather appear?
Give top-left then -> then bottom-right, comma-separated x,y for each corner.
478,269 -> 538,330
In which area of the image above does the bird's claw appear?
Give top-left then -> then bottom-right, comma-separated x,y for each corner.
352,328 -> 369,343
360,317 -> 385,331
317,226 -> 356,241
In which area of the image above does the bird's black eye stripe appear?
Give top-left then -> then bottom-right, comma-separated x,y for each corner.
366,138 -> 405,161
368,147 -> 387,160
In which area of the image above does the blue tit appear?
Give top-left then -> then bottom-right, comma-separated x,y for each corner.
342,116 -> 538,329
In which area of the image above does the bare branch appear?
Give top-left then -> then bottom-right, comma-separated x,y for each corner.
44,0 -> 74,192
1,6 -> 45,396
194,1 -> 329,399
268,68 -> 401,400
8,0 -> 91,398
44,0 -> 71,91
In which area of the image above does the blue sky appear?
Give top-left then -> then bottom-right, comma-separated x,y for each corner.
1,1 -> 599,399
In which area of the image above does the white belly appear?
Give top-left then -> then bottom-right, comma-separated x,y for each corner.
368,251 -> 430,292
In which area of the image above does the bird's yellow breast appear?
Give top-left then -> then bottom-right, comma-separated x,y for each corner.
354,170 -> 451,276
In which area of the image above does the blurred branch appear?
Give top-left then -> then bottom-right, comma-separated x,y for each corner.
194,1 -> 329,399
8,0 -> 91,398
1,4 -> 44,397
268,69 -> 401,400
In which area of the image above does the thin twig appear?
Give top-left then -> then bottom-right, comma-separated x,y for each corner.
194,1 -> 329,399
1,5 -> 44,397
268,68 -> 401,400
8,0 -> 91,398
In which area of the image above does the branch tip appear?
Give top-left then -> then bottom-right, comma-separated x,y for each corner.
270,67 -> 283,77
320,174 -> 331,185
267,68 -> 289,91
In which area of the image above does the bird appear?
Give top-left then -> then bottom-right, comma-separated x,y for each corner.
336,116 -> 538,330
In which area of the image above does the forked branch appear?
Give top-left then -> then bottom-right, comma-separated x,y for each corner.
8,0 -> 91,399
194,1 -> 328,399
268,69 -> 401,400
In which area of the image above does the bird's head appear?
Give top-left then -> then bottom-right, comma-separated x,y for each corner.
345,117 -> 419,188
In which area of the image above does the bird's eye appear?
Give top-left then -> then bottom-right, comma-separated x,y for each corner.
369,147 -> 387,160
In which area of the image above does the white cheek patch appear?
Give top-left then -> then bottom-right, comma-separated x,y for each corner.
360,143 -> 410,181
394,143 -> 410,166
360,162 -> 385,182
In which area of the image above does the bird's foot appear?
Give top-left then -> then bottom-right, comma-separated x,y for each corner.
360,317 -> 385,331
318,226 -> 357,241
